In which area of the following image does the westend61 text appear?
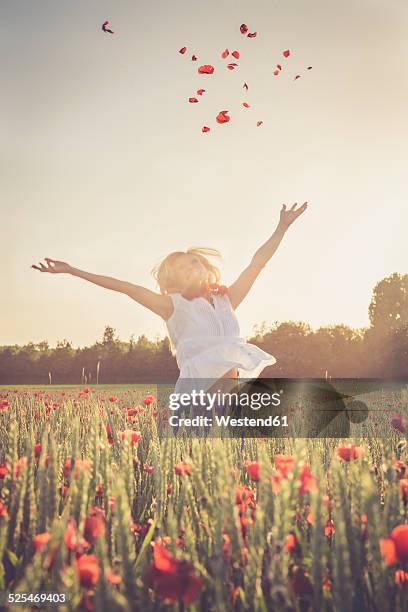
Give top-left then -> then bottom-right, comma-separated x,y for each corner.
168,390 -> 282,411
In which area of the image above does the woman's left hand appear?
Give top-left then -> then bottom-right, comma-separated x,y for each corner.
279,202 -> 308,229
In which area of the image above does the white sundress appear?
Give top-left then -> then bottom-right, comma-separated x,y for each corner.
165,292 -> 277,394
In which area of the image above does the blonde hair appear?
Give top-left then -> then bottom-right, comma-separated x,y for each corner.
152,247 -> 222,357
151,247 -> 222,295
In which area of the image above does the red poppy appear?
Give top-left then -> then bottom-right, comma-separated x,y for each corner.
189,97 -> 199,103
0,501 -> 8,517
221,48 -> 229,59
274,454 -> 295,477
120,430 -> 141,446
34,443 -> 42,459
198,65 -> 214,74
400,479 -> 408,505
245,461 -> 260,482
167,483 -> 172,494
247,32 -> 257,38
0,400 -> 9,411
106,569 -> 121,584
149,542 -> 203,603
179,47 -> 187,54
84,514 -> 105,545
15,457 -> 27,478
240,24 -> 248,34
76,554 -> 101,588
144,464 -> 154,474
197,89 -> 205,96
174,462 -> 192,476
380,525 -> 408,565
285,532 -> 298,553
216,111 -> 230,124
143,394 -> 155,405
108,396 -> 118,403
283,49 -> 290,57
0,464 -> 7,478
298,464 -> 318,495
33,532 -> 51,552
324,519 -> 335,537
336,445 -> 364,462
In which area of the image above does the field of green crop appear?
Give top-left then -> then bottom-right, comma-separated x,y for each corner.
0,385 -> 408,611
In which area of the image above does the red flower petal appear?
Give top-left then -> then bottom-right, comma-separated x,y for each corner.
202,126 -> 210,133
243,82 -> 248,90
216,111 -> 230,124
188,97 -> 199,103
307,66 -> 313,70
273,69 -> 279,76
247,32 -> 257,38
227,63 -> 238,70
196,89 -> 205,96
232,50 -> 240,59
198,65 -> 214,74
283,49 -> 290,58
191,55 -> 198,61
294,75 -> 301,80
221,48 -> 229,59
256,121 -> 263,127
380,538 -> 397,566
277,64 -> 282,70
242,102 -> 250,108
240,24 -> 248,34
179,47 -> 187,55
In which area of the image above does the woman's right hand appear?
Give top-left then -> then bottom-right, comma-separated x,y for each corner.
31,258 -> 72,274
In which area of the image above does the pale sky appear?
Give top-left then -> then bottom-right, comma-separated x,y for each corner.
2,0 -> 407,348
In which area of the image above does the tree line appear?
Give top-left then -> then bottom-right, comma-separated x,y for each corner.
1,273 -> 406,384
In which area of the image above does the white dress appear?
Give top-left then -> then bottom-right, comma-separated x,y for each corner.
165,292 -> 277,394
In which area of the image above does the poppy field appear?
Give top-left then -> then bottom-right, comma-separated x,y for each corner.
0,385 -> 408,611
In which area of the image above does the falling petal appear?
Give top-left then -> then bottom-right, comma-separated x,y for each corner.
202,126 -> 210,133
307,66 -> 313,70
243,102 -> 250,108
273,69 -> 279,76
240,24 -> 248,34
243,82 -> 249,90
283,49 -> 290,57
277,64 -> 282,71
196,89 -> 205,96
191,55 -> 198,61
189,97 -> 199,103
216,111 -> 230,124
221,48 -> 229,59
179,47 -> 187,54
198,65 -> 215,74
257,121 -> 263,127
247,32 -> 257,38
102,21 -> 115,34
232,50 -> 240,59
227,63 -> 238,70
294,75 -> 301,80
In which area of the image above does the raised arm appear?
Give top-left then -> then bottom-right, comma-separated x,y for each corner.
228,202 -> 307,309
31,258 -> 173,319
